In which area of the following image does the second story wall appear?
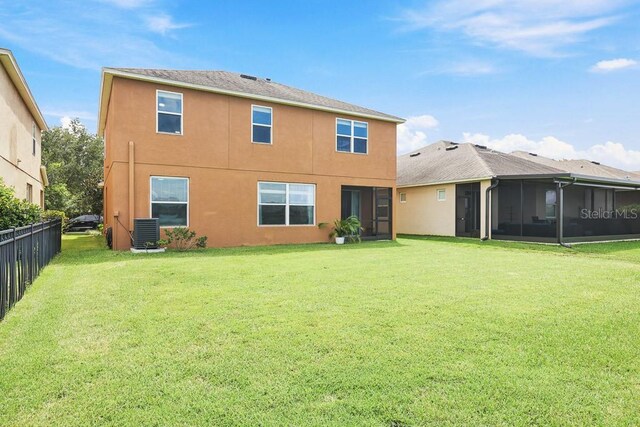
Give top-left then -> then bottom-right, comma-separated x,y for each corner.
105,77 -> 397,181
0,62 -> 43,199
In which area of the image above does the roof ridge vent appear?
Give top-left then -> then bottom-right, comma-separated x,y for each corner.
528,152 -> 538,156
474,144 -> 487,149
240,74 -> 258,81
591,161 -> 601,165
445,145 -> 459,151
409,152 -> 421,157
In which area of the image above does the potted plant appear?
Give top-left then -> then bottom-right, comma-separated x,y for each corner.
329,215 -> 363,244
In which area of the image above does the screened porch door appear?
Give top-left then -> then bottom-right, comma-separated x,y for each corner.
456,183 -> 481,237
341,186 -> 392,239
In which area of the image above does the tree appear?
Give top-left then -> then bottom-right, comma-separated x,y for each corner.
42,119 -> 103,217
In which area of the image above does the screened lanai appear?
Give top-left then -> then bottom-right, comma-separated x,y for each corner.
490,175 -> 640,244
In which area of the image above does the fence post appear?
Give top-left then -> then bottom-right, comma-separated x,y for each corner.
10,227 -> 16,308
29,223 -> 34,284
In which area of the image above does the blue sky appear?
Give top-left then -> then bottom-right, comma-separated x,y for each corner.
1,0 -> 640,169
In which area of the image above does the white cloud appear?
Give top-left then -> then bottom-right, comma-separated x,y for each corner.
422,60 -> 498,76
101,0 -> 150,8
397,115 -> 439,154
590,58 -> 637,72
399,0 -> 630,56
0,3 -> 195,70
45,109 -> 95,121
60,116 -> 73,130
461,132 -> 640,171
145,14 -> 192,35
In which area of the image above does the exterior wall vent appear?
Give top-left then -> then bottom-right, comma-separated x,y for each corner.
133,218 -> 160,249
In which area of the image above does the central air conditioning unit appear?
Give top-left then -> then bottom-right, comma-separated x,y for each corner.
133,218 -> 160,249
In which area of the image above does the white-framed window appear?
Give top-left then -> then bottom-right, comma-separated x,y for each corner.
437,189 -> 446,201
336,118 -> 368,154
252,105 -> 272,144
258,182 -> 315,226
32,123 -> 36,156
545,190 -> 557,219
150,176 -> 189,226
399,192 -> 407,203
157,90 -> 183,135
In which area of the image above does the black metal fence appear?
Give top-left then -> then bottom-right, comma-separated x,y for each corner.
0,220 -> 62,321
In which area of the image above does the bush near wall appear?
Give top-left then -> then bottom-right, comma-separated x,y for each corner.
0,179 -> 42,231
42,210 -> 68,228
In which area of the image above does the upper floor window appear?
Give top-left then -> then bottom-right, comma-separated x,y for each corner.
150,176 -> 189,226
157,91 -> 183,135
437,189 -> 446,201
252,105 -> 272,144
32,123 -> 36,156
336,119 -> 368,154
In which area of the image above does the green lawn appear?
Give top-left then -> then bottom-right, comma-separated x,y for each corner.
1,235 -> 639,426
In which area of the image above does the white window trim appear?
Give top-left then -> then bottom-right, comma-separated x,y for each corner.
437,189 -> 446,201
149,176 -> 189,228
251,105 -> 273,145
336,118 -> 368,155
399,192 -> 407,203
156,90 -> 183,136
257,181 -> 316,227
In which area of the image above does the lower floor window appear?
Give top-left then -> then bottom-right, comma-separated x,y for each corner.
150,176 -> 189,226
258,182 -> 315,225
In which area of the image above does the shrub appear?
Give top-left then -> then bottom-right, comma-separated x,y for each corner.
0,179 -> 42,230
164,227 -> 208,251
42,209 -> 67,228
329,215 -> 363,243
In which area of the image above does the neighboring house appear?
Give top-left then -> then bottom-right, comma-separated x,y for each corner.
98,68 -> 403,250
397,141 -> 640,244
0,48 -> 48,206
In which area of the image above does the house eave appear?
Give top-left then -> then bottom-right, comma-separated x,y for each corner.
0,48 -> 48,131
496,173 -> 640,189
397,176 -> 494,188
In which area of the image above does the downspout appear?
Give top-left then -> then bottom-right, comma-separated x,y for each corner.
557,178 -> 577,248
128,141 -> 135,237
482,179 -> 499,241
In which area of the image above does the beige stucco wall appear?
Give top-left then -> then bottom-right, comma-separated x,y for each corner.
397,180 -> 492,238
0,62 -> 44,206
396,183 -> 457,236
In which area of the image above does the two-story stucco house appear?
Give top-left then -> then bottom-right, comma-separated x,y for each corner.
98,68 -> 404,250
0,48 -> 48,206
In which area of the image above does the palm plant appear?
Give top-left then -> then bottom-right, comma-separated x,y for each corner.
329,215 -> 363,243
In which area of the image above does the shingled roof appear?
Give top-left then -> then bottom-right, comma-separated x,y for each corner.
511,151 -> 640,181
102,68 -> 403,123
397,141 -> 563,187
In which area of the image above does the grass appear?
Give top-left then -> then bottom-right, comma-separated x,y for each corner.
1,234 -> 639,426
